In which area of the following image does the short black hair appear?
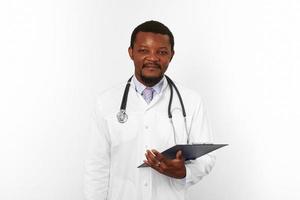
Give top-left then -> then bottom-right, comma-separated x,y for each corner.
130,20 -> 174,51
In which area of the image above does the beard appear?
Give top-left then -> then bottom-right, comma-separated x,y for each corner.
140,62 -> 164,86
140,73 -> 163,86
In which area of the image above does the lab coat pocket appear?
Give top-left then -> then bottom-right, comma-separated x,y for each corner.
106,114 -> 139,148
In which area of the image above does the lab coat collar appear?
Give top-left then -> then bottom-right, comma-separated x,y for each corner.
130,75 -> 169,109
132,75 -> 164,95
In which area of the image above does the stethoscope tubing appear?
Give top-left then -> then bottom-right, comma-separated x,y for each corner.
117,75 -> 190,144
165,75 -> 186,118
120,76 -> 133,111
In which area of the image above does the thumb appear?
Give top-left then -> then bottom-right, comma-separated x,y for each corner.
176,150 -> 183,160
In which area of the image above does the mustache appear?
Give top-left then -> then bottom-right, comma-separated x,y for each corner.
143,63 -> 161,69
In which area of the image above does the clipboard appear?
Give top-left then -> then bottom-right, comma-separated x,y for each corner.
138,143 -> 228,168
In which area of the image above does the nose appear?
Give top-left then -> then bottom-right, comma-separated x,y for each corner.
145,51 -> 159,62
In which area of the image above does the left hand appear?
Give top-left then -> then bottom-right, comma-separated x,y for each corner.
144,149 -> 186,179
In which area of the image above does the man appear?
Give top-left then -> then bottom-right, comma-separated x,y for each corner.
84,20 -> 215,200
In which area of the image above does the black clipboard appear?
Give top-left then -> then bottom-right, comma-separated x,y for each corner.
138,143 -> 228,168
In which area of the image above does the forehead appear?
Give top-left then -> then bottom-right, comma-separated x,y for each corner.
134,32 -> 171,48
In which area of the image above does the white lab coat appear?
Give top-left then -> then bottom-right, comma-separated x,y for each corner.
84,76 -> 216,200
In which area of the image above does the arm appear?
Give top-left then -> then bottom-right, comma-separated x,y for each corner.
84,102 -> 111,200
183,97 -> 216,187
144,97 -> 216,189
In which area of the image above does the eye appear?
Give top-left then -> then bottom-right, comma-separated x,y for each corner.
138,49 -> 148,53
158,50 -> 168,55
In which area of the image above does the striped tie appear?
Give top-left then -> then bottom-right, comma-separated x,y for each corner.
142,87 -> 154,104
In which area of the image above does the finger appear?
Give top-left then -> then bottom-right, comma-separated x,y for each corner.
145,155 -> 156,168
144,152 -> 153,165
148,149 -> 156,157
145,153 -> 161,170
143,160 -> 151,167
145,151 -> 158,166
151,149 -> 168,171
176,150 -> 183,160
144,159 -> 161,170
151,149 -> 165,162
147,150 -> 158,162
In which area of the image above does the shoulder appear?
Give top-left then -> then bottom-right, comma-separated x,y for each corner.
167,80 -> 207,117
96,82 -> 125,102
94,82 -> 128,117
171,81 -> 204,105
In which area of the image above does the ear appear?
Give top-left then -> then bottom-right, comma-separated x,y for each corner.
128,47 -> 133,60
169,50 -> 175,62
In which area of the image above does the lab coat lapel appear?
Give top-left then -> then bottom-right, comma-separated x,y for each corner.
145,77 -> 169,110
127,83 -> 146,111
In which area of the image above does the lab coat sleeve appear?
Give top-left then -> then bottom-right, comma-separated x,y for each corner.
84,100 -> 111,200
170,97 -> 216,189
185,98 -> 216,187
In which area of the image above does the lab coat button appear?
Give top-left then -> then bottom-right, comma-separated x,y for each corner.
144,182 -> 148,187
145,125 -> 149,129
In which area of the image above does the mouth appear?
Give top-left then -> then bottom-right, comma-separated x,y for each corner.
143,63 -> 161,69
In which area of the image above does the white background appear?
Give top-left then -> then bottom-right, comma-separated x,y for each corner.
1,0 -> 300,199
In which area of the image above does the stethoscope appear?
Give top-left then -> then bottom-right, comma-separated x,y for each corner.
116,75 -> 191,144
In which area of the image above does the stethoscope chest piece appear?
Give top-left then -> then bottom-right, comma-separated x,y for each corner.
117,109 -> 128,123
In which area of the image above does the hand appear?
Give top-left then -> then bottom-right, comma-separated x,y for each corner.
144,149 -> 186,179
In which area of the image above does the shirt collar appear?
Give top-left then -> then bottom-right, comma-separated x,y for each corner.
132,75 -> 165,95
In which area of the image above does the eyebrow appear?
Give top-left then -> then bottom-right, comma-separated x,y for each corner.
137,45 -> 169,49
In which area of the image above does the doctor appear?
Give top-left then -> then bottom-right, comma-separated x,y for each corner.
84,20 -> 216,200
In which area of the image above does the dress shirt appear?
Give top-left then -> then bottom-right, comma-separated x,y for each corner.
84,76 -> 216,200
132,75 -> 164,100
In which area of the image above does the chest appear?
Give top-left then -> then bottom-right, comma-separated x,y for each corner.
105,108 -> 190,152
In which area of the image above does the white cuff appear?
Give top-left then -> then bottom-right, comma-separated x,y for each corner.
169,165 -> 191,191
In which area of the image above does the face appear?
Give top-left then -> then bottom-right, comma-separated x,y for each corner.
128,32 -> 174,86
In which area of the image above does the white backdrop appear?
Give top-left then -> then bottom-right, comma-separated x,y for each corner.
1,0 -> 300,199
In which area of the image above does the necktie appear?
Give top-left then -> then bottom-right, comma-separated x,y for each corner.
142,87 -> 154,104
